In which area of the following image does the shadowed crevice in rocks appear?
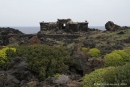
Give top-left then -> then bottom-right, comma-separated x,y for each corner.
70,45 -> 104,75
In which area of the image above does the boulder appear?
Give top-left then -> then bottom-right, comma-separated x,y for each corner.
43,74 -> 82,87
54,75 -> 69,84
105,21 -> 120,31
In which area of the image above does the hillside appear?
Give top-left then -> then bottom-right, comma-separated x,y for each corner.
0,26 -> 130,87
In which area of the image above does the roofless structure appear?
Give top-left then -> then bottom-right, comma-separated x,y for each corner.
40,19 -> 89,32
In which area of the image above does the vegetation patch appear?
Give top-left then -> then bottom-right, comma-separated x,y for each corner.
83,63 -> 130,87
104,52 -> 125,67
10,44 -> 74,80
82,67 -> 114,87
112,50 -> 130,62
88,48 -> 101,57
0,47 -> 16,70
81,47 -> 88,51
104,63 -> 130,86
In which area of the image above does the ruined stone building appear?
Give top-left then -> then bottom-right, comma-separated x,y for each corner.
40,19 -> 89,32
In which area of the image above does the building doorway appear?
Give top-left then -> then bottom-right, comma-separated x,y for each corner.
62,23 -> 66,29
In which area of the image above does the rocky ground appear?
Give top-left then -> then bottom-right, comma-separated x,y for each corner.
1,22 -> 130,50
0,45 -> 104,87
0,57 -> 82,87
0,21 -> 130,87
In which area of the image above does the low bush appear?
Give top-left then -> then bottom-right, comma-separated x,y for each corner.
124,47 -> 130,53
81,47 -> 88,51
88,48 -> 101,57
14,44 -> 74,80
0,47 -> 16,70
53,73 -> 60,78
83,64 -> 130,87
104,52 -> 125,67
114,63 -> 130,86
124,47 -> 130,58
112,50 -> 130,62
104,63 -> 130,86
103,67 -> 116,83
82,67 -> 114,87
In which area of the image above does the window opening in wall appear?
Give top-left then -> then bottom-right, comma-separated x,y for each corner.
62,23 -> 66,29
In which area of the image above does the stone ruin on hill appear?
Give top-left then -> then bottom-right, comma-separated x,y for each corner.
1,20 -> 130,46
39,18 -> 89,32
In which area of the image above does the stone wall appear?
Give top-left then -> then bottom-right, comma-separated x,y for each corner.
40,19 -> 89,33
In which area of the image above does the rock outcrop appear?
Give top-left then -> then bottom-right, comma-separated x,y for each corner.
105,21 -> 130,31
0,27 -> 24,46
0,27 -> 41,46
0,57 -> 38,87
71,45 -> 104,75
0,57 -> 83,87
0,27 -> 24,35
105,21 -> 120,31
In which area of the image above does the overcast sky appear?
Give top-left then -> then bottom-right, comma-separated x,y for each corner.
0,0 -> 130,26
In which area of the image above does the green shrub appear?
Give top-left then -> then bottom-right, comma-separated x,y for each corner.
124,47 -> 130,59
82,67 -> 114,87
104,64 -> 130,86
81,47 -> 88,51
104,53 -> 125,67
15,44 -> 73,80
115,63 -> 130,86
83,65 -> 129,87
112,50 -> 130,62
53,73 -> 60,78
103,67 -> 116,83
124,47 -> 130,53
0,47 -> 16,70
88,48 -> 101,57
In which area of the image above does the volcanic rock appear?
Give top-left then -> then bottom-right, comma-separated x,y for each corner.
105,21 -> 120,31
0,57 -> 38,87
71,45 -> 104,75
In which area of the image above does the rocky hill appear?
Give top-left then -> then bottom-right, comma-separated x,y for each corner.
0,22 -> 130,87
0,27 -> 24,35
